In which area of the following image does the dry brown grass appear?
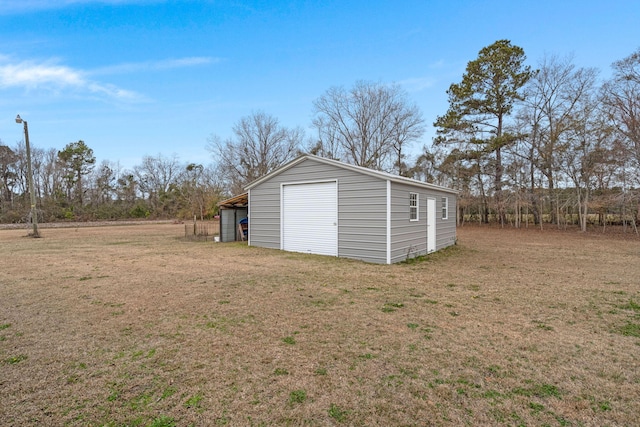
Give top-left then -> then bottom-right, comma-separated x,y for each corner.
0,224 -> 639,426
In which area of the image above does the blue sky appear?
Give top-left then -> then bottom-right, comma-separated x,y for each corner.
1,0 -> 639,170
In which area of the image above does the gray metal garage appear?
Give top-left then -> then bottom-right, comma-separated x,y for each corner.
245,154 -> 457,264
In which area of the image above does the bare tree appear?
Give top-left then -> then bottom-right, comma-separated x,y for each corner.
312,80 -> 424,174
560,79 -> 615,231
134,153 -> 182,213
410,145 -> 444,184
88,160 -> 118,205
177,163 -> 224,220
520,56 -> 598,225
600,49 -> 640,229
0,144 -> 17,204
115,172 -> 138,205
602,48 -> 640,180
308,115 -> 341,160
208,111 -> 303,195
32,148 -> 59,200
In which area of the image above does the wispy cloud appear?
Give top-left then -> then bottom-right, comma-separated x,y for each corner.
0,57 -> 141,101
91,56 -> 221,75
398,76 -> 436,92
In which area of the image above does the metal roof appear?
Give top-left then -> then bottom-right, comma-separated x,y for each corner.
244,154 -> 458,195
218,192 -> 248,208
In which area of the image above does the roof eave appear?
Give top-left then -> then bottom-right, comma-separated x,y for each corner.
244,154 -> 459,195
244,156 -> 309,190
218,192 -> 249,208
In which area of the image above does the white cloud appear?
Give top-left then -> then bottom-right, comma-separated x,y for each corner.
0,58 -> 141,101
155,57 -> 220,69
0,61 -> 83,87
91,56 -> 221,75
398,76 -> 436,92
0,54 -> 217,101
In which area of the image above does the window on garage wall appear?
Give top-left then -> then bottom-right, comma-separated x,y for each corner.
410,192 -> 418,221
441,196 -> 448,220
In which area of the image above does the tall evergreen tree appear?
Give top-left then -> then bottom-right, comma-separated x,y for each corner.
434,39 -> 534,224
58,140 -> 96,204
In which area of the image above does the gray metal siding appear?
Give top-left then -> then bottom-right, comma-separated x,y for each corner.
389,183 -> 457,263
220,208 -> 248,242
220,209 -> 235,242
248,186 -> 280,249
389,183 -> 428,263
437,195 -> 457,250
249,158 -> 388,263
338,177 -> 387,263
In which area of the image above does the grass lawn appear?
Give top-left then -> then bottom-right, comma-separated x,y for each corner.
0,223 -> 639,426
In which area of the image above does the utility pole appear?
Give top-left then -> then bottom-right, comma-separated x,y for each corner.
15,115 -> 40,238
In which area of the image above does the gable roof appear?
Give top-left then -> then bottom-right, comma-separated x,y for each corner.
244,154 -> 458,195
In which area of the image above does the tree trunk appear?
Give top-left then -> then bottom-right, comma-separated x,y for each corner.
476,167 -> 489,224
495,146 -> 505,226
514,191 -> 520,228
578,188 -> 589,232
556,191 -> 561,229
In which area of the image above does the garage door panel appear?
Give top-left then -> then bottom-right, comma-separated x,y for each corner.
283,182 -> 337,256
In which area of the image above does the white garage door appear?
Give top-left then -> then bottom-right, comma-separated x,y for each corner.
282,181 -> 337,256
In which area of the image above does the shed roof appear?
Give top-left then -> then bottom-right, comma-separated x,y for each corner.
218,192 -> 248,208
245,154 -> 458,194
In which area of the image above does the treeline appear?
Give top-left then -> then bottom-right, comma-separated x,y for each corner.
0,142 -> 224,222
2,40 -> 639,230
428,41 -> 640,232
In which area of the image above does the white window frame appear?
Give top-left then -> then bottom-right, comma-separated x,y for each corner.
441,196 -> 448,220
409,192 -> 419,221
